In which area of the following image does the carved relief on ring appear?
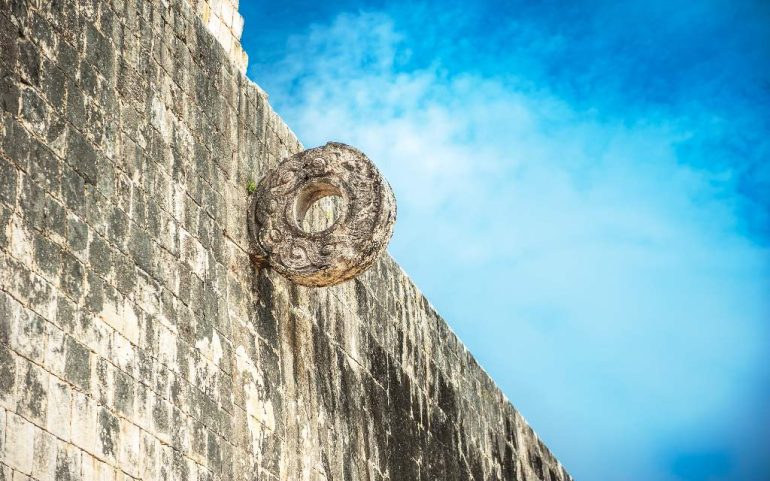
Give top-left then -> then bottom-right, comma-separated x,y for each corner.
249,142 -> 396,287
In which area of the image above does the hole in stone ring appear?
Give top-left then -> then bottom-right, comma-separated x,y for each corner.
294,181 -> 345,234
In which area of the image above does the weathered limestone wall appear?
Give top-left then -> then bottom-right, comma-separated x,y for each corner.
192,0 -> 247,74
0,1 -> 571,480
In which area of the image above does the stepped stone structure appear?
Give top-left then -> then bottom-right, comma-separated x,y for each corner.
0,0 -> 572,480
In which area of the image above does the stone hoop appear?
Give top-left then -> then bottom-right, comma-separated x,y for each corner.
249,142 -> 397,287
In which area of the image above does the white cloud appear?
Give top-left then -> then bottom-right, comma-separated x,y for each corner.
253,11 -> 770,480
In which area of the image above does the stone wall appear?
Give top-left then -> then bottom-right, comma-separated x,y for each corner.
0,0 -> 572,480
192,0 -> 247,74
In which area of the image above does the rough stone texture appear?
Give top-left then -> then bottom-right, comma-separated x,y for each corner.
192,0 -> 248,74
0,0 -> 571,480
250,142 -> 397,287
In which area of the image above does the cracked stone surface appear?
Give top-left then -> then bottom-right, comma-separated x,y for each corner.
0,0 -> 572,480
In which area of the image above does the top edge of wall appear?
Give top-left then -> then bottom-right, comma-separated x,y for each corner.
190,0 -> 248,74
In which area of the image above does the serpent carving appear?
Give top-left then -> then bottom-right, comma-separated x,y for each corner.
249,142 -> 397,287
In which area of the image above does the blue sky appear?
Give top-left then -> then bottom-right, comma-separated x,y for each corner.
240,1 -> 770,479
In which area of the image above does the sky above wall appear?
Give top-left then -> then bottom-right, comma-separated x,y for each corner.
239,1 -> 770,480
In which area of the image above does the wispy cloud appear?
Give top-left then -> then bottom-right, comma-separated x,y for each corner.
246,7 -> 770,480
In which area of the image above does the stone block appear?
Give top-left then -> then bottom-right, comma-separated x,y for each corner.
117,418 -> 140,476
96,406 -> 120,463
54,440 -> 82,481
151,396 -> 170,442
28,137 -> 60,194
111,332 -> 134,375
60,251 -> 86,301
114,256 -> 138,295
81,453 -> 117,481
95,155 -> 115,198
1,116 -> 30,168
4,258 -> 57,322
0,291 -> 12,345
232,13 -> 243,38
0,343 -> 16,408
15,357 -> 49,425
85,25 -> 115,78
33,234 -> 63,282
63,335 -> 91,390
136,430 -> 158,478
106,205 -> 129,251
0,408 -> 4,466
88,234 -> 113,279
56,290 -> 82,336
92,357 -> 113,408
44,196 -> 67,240
18,176 -> 46,232
31,427 -> 56,481
0,203 -> 11,249
65,127 -> 97,185
45,114 -> 68,159
113,367 -> 134,416
80,271 -> 103,319
0,155 -> 18,206
70,198 -> 99,247
46,375 -> 71,441
61,165 -> 87,218
78,61 -> 100,102
65,212 -> 89,259
71,390 -> 97,454
41,58 -> 67,112
8,302 -> 46,364
0,76 -> 21,115
0,13 -> 20,75
206,429 -> 223,474
20,87 -> 48,136
3,411 -> 34,474
17,38 -> 42,87
65,79 -> 87,127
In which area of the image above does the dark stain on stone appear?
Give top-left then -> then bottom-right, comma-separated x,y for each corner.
321,450 -> 334,481
114,368 -> 134,416
152,396 -> 169,434
54,448 -> 75,481
0,344 -> 16,399
504,443 -> 518,480
207,430 -> 223,473
312,322 -> 336,416
21,363 -> 46,419
253,268 -> 278,346
530,450 -> 545,480
64,335 -> 90,390
437,371 -> 457,422
98,407 -> 119,458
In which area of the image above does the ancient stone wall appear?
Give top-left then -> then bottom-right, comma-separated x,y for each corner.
192,0 -> 247,74
0,0 -> 571,480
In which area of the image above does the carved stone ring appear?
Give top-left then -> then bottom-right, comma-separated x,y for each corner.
249,142 -> 396,287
